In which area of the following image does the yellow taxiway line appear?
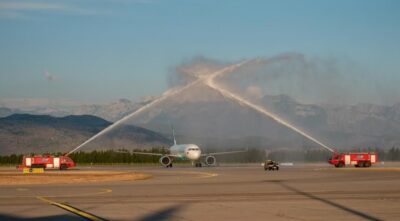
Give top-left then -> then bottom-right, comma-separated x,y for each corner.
0,188 -> 113,199
194,171 -> 218,178
170,171 -> 219,178
37,196 -> 107,221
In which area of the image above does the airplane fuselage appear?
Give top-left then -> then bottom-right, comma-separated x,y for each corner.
170,144 -> 201,161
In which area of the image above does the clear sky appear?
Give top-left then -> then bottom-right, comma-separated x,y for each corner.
0,0 -> 399,104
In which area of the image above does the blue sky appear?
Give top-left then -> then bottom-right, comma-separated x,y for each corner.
0,0 -> 399,104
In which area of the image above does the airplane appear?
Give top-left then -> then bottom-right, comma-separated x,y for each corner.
131,129 -> 247,167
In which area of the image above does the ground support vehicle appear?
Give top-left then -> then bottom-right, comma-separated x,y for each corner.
264,160 -> 279,171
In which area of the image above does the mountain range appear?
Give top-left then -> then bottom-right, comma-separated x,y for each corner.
0,114 -> 170,155
1,88 -> 400,153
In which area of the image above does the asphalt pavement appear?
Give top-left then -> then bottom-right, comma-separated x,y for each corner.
1,164 -> 399,221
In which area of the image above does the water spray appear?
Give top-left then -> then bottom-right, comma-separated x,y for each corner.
204,68 -> 335,153
66,61 -> 250,156
67,58 -> 334,155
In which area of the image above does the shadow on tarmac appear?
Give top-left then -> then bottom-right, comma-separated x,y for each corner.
0,214 -> 86,221
0,204 -> 183,221
135,204 -> 184,221
266,180 -> 383,221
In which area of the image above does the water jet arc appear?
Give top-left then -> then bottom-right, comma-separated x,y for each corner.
66,61 -> 249,156
204,64 -> 335,153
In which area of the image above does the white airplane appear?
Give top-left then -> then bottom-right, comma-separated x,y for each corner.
132,129 -> 247,167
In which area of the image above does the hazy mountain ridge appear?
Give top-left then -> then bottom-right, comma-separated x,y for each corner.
134,90 -> 400,149
1,95 -> 400,150
0,98 -> 154,121
0,114 -> 170,155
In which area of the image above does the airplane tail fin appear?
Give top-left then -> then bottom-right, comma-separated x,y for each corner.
172,126 -> 177,145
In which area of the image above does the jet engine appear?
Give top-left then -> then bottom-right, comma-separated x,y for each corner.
205,155 -> 216,166
159,156 -> 172,167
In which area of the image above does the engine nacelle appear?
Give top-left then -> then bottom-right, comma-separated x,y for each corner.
159,156 -> 172,167
205,155 -> 216,166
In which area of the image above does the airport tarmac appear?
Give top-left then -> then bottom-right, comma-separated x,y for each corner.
0,164 -> 399,221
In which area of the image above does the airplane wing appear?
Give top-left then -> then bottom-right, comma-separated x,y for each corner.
131,151 -> 164,156
201,148 -> 248,156
131,151 -> 181,158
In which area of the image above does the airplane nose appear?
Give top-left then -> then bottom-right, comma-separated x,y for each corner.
189,151 -> 200,160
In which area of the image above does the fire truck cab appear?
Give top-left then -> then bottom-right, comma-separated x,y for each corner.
328,152 -> 377,168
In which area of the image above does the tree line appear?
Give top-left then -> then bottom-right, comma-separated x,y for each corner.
1,147 -> 400,165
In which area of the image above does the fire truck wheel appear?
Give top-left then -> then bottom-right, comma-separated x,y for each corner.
60,164 -> 67,170
338,162 -> 344,168
365,162 -> 371,167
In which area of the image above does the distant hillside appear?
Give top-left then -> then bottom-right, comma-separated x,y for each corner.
0,98 -> 155,121
1,94 -> 400,150
0,114 -> 171,155
132,84 -> 400,150
0,107 -> 20,118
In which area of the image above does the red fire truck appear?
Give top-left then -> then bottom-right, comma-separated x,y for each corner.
20,155 -> 75,170
328,152 -> 378,168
